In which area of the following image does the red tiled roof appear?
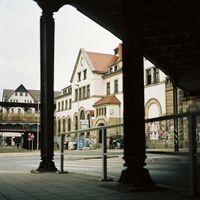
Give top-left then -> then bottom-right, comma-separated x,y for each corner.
87,52 -> 118,73
94,95 -> 120,106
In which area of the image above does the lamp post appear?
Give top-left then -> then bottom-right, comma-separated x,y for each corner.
75,84 -> 79,150
35,94 -> 40,151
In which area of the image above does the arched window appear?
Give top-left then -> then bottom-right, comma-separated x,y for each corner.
68,118 -> 71,131
80,110 -> 85,120
63,118 -> 66,132
58,119 -> 61,133
75,116 -> 78,130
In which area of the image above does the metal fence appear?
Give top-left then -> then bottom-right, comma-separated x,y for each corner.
58,110 -> 200,196
59,123 -> 123,180
145,110 -> 200,196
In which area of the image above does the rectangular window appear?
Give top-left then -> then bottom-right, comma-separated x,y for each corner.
106,82 -> 110,95
79,87 -> 81,100
58,102 -> 60,111
96,109 -> 98,117
69,99 -> 72,109
146,69 -> 152,85
83,87 -> 86,99
78,72 -> 81,82
114,79 -> 118,93
87,85 -> 90,97
62,101 -> 64,110
154,68 -> 159,83
65,100 -> 68,110
75,89 -> 78,101
15,92 -> 18,96
83,69 -> 87,80
20,92 -> 23,96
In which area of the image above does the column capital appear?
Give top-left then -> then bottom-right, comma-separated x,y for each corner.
33,0 -> 67,13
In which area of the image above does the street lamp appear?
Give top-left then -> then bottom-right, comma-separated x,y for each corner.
35,94 -> 40,151
75,84 -> 79,150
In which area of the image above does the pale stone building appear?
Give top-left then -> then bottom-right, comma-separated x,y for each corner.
55,44 -> 170,149
55,44 -> 123,149
55,43 -> 200,150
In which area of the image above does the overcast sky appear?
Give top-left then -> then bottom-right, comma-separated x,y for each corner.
0,0 -> 121,98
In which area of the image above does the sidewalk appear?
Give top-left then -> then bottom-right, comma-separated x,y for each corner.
0,170 -> 199,200
0,149 -> 199,199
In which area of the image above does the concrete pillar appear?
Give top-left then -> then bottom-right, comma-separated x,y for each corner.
118,1 -> 156,188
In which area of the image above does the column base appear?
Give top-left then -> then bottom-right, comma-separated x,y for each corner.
31,160 -> 58,173
118,166 -> 157,189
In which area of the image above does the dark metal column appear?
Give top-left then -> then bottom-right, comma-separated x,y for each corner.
33,10 -> 57,172
118,1 -> 156,188
37,10 -> 57,172
32,1 -> 66,173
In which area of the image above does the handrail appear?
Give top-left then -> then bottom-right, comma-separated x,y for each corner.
145,110 -> 200,122
58,111 -> 200,196
145,110 -> 200,196
59,123 -> 123,135
58,123 -> 123,181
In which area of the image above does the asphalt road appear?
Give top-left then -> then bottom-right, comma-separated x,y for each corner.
0,149 -> 199,192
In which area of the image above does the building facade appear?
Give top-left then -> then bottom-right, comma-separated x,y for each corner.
55,44 -> 171,149
56,43 -> 200,150
55,44 -> 123,149
0,84 -> 61,148
2,44 -> 200,150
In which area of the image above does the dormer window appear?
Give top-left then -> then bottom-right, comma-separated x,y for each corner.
109,67 -> 113,73
114,47 -> 119,56
114,65 -> 118,71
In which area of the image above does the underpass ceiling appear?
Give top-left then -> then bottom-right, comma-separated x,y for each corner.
34,0 -> 200,95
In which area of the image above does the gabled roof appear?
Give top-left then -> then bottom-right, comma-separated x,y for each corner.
93,95 -> 120,107
2,89 -> 13,102
15,84 -> 28,93
2,84 -> 61,103
3,84 -> 28,102
70,44 -> 122,83
86,51 -> 118,73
